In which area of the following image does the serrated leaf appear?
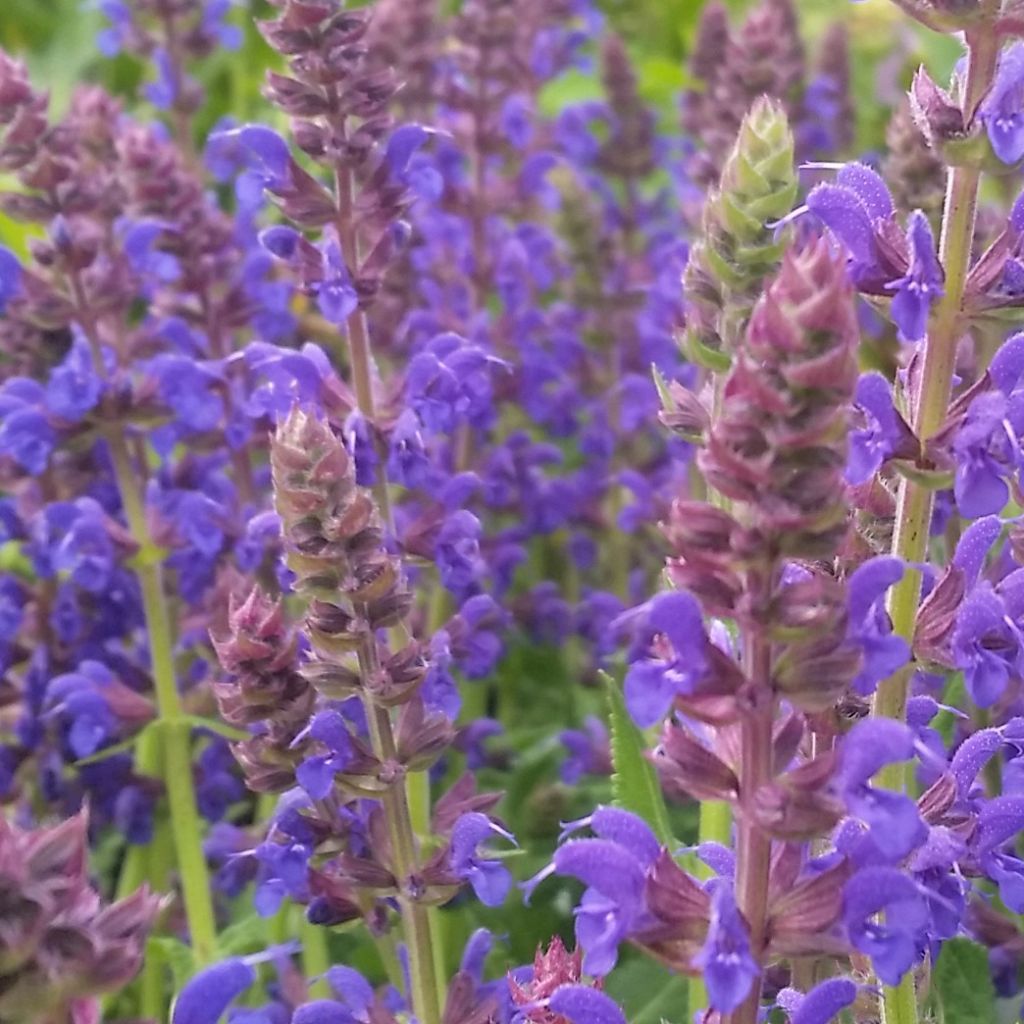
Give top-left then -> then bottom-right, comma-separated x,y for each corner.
934,937 -> 997,1024
602,671 -> 674,847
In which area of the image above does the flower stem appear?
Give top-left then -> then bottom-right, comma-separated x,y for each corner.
332,135 -> 443,1024
301,914 -> 331,1000
69,275 -> 218,965
104,433 -> 218,964
728,622 -> 774,1024
873,12 -> 1001,1022
362,680 -> 442,1024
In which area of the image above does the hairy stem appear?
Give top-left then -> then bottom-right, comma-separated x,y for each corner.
728,621 -> 774,1024
873,11 -> 1001,1022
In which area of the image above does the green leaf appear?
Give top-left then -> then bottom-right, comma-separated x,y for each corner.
72,734 -> 140,767
148,935 -> 196,991
935,674 -> 966,748
605,954 -> 688,1024
933,937 -> 997,1024
602,671 -> 674,846
217,912 -> 270,957
182,715 -> 249,742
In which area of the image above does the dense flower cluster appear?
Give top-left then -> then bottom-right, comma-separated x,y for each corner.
2,0 -> 1024,1023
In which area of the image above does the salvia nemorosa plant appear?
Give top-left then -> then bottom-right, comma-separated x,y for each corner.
4,0 -> 1024,1023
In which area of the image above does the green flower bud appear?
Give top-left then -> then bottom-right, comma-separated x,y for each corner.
683,97 -> 797,369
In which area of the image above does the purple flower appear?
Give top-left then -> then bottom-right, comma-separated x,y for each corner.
0,379 -> 54,474
435,510 -> 484,595
343,410 -> 377,487
952,582 -> 1022,706
525,813 -> 658,977
325,965 -> 375,1018
621,591 -> 708,728
243,342 -> 330,417
203,0 -> 242,49
449,812 -> 516,906
149,355 -> 225,433
844,867 -> 929,985
387,409 -> 431,487
292,1001 -> 353,1024
886,211 -> 943,342
53,502 -> 115,592
846,373 -> 908,485
558,716 -> 610,783
806,164 -> 893,268
384,124 -> 433,178
0,246 -> 21,313
846,556 -> 910,695
806,165 -> 942,338
956,389 -> 1024,518
836,718 -> 926,861
96,0 -> 132,55
977,796 -> 1024,911
787,979 -> 858,1024
315,240 -> 358,324
295,711 -> 353,801
144,48 -> 179,110
980,43 -> 1024,165
213,123 -> 292,189
422,633 -> 460,719
693,883 -> 759,1013
456,718 -> 503,769
171,958 -> 256,1024
44,333 -> 103,423
546,986 -> 625,1024
953,514 -> 1002,586
406,333 -> 506,434
253,836 -> 312,916
45,662 -> 119,758
122,219 -> 180,284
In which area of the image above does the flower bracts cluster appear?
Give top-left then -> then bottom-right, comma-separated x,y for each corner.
0,814 -> 159,1023
701,238 -> 859,561
212,589 -> 313,794
270,408 -> 425,714
683,97 -> 797,369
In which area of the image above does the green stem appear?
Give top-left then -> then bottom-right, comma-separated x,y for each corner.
366,703 -> 442,1024
107,433 -> 217,963
873,13 -> 1001,1023
409,769 -> 448,1015
301,915 -> 332,999
70,274 -> 217,965
880,972 -> 919,1024
117,725 -> 163,902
